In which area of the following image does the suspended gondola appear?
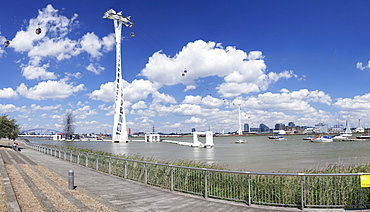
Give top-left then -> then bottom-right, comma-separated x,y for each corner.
4,40 -> 10,47
35,24 -> 41,35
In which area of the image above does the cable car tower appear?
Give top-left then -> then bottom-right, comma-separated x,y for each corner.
103,9 -> 134,143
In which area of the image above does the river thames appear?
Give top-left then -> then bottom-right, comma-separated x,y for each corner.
25,135 -> 370,172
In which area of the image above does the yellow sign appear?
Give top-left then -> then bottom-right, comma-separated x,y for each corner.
360,175 -> 370,188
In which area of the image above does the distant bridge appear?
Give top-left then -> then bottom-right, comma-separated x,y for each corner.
19,128 -> 63,139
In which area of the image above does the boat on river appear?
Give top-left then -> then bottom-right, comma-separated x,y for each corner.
275,136 -> 287,141
235,139 -> 247,144
303,136 -> 313,140
310,136 -> 333,142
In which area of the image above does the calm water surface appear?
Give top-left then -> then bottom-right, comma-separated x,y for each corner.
26,135 -> 370,172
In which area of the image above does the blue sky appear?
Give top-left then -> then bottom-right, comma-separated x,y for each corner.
1,0 -> 370,134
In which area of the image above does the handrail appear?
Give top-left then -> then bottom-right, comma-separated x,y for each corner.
25,142 -> 370,209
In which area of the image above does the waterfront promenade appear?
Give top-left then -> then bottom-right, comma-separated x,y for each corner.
0,140 -> 349,212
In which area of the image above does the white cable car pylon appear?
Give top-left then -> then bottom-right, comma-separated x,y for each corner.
103,9 -> 133,143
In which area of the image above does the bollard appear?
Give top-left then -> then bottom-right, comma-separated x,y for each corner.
68,170 -> 74,190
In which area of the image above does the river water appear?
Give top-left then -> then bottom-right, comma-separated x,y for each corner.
25,135 -> 370,172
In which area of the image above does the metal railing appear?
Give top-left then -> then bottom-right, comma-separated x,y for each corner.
27,143 -> 370,210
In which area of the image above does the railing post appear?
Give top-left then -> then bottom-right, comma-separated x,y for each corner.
108,157 -> 112,174
144,163 -> 148,184
299,173 -> 305,210
64,150 -> 66,160
77,152 -> 80,165
247,172 -> 251,206
70,150 -> 72,162
204,169 -> 208,199
124,160 -> 128,178
86,153 -> 89,167
170,166 -> 174,191
96,156 -> 99,171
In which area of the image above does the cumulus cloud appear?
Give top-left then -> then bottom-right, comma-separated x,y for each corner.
243,89 -> 332,114
16,80 -> 85,100
333,93 -> 370,114
140,40 -> 297,98
31,104 -> 61,111
356,61 -> 370,71
0,88 -> 18,99
131,101 -> 147,109
182,95 -> 202,104
184,116 -> 204,124
9,4 -> 115,81
89,82 -> 115,102
75,105 -> 97,119
86,63 -> 105,74
0,104 -> 19,113
21,56 -> 57,80
89,79 -> 160,103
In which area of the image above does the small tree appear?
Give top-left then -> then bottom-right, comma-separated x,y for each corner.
0,115 -> 20,140
63,110 -> 75,139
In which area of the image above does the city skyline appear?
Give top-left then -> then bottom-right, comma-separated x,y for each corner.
2,1 -> 370,134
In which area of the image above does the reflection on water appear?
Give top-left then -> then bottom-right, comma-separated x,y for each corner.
25,135 -> 370,172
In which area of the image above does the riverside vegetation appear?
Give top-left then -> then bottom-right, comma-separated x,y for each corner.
28,142 -> 370,209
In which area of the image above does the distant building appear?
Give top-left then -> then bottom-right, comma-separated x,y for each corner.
260,123 -> 270,132
275,123 -> 286,130
250,127 -> 261,132
315,123 -> 328,134
288,122 -> 295,127
244,123 -> 249,132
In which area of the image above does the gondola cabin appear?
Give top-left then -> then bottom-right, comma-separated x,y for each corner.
35,27 -> 42,35
4,40 -> 10,47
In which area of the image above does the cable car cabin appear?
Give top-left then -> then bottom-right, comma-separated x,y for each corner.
130,32 -> 135,37
35,27 -> 42,35
4,40 -> 10,47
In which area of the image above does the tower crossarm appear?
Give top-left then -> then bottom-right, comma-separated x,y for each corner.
103,9 -> 134,28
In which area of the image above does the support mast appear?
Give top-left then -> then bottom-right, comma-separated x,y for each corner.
103,9 -> 134,143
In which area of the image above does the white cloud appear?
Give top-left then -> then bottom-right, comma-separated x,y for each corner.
356,61 -> 370,71
333,93 -> 370,116
86,63 -> 105,74
31,104 -> 61,111
0,104 -> 19,113
152,92 -> 177,104
182,95 -> 202,104
201,95 -> 224,108
89,79 -> 159,103
89,82 -> 114,102
80,32 -> 103,58
9,4 -> 115,83
242,89 -> 331,114
21,57 -> 57,80
0,88 -> 18,99
184,116 -> 204,124
131,101 -> 147,109
75,105 -> 97,119
16,80 -> 85,100
140,40 -> 297,97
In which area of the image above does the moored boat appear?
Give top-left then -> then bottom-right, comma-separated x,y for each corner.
275,136 -> 287,141
303,136 -> 313,141
235,139 -> 246,144
310,136 -> 333,142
